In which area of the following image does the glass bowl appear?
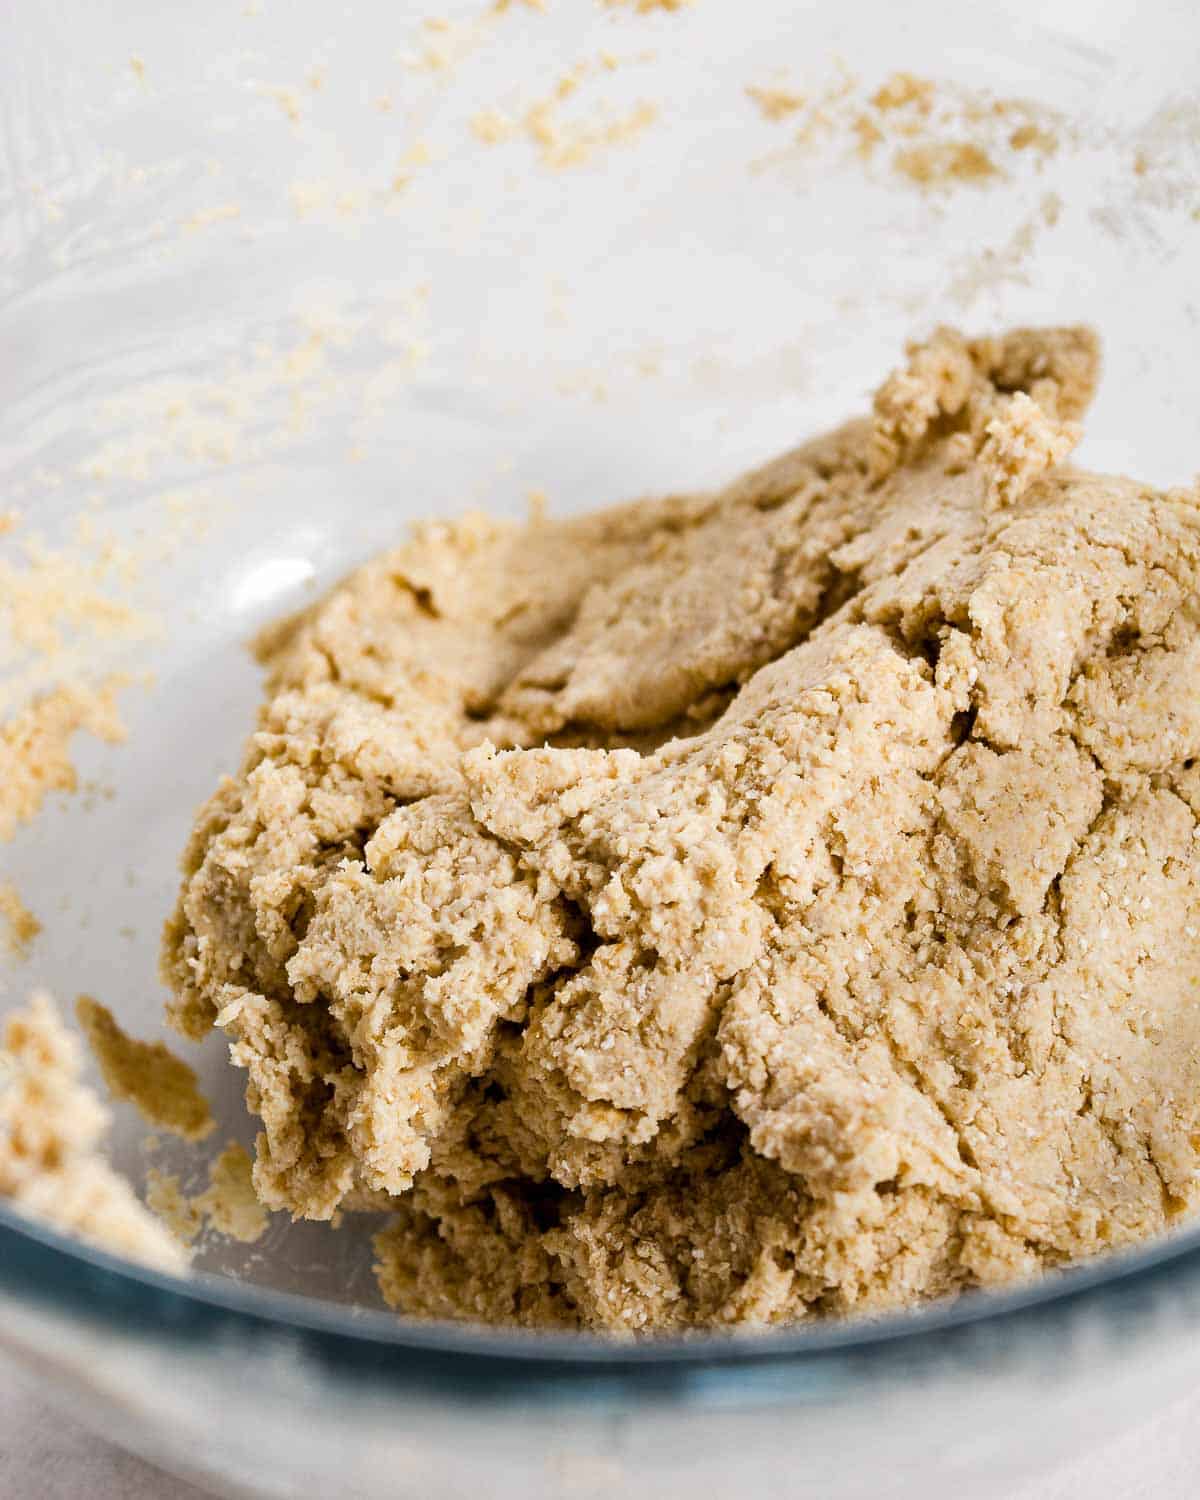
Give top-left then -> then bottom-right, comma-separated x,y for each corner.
2,0 -> 1199,1494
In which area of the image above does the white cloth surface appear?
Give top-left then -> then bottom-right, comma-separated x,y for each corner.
0,1351 -> 1196,1500
0,1354 -> 208,1498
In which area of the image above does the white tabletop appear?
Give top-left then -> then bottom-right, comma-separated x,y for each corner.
1,1350 -> 1197,1500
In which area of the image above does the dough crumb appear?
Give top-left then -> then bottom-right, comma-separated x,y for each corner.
193,1143 -> 269,1243
147,1143 -> 269,1247
471,63 -> 659,169
0,680 -> 127,842
749,68 -> 1063,193
0,882 -> 41,958
746,86 -> 806,122
871,72 -> 936,114
0,994 -> 189,1275
75,996 -> 216,1142
892,140 -> 998,187
181,201 -> 241,233
145,1168 -> 204,1244
603,0 -> 694,10
166,324 -> 1200,1333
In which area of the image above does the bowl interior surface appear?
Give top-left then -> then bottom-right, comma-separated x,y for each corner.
2,0 -> 1200,1343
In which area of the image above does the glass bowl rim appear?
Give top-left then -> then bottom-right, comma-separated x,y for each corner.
4,1196 -> 1200,1387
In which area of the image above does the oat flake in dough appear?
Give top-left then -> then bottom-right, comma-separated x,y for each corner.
163,326 -> 1200,1331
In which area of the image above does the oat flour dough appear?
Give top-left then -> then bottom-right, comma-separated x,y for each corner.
163,326 -> 1200,1331
0,994 -> 189,1276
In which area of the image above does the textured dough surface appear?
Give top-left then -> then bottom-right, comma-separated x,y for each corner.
164,326 -> 1200,1331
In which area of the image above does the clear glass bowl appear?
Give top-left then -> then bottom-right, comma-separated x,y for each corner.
3,1 -> 1200,1495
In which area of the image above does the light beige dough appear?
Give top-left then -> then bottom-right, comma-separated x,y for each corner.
76,995 -> 215,1142
147,1142 -> 269,1248
164,325 -> 1200,1330
0,994 -> 190,1276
